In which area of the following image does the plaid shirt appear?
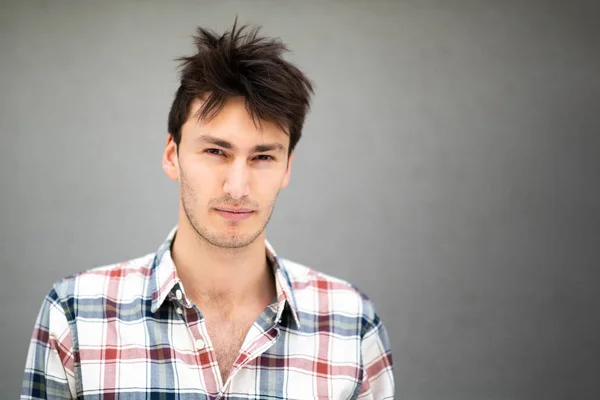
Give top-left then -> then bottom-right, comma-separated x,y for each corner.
22,227 -> 394,399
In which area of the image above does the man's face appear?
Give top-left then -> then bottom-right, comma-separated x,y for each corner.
163,97 -> 293,249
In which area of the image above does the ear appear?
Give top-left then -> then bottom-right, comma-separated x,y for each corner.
280,151 -> 294,190
162,135 -> 179,181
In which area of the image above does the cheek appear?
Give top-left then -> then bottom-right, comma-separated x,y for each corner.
253,174 -> 286,202
180,163 -> 218,197
185,157 -> 221,181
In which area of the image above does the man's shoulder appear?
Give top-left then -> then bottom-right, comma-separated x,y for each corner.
51,252 -> 156,301
279,258 -> 381,331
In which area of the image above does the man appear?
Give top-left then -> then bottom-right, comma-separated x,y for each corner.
22,20 -> 394,399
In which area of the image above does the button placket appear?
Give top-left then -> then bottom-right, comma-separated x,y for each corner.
181,307 -> 220,394
194,317 -> 222,394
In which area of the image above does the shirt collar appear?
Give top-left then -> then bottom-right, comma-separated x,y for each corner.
149,226 -> 302,331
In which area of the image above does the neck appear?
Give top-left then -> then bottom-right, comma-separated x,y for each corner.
170,218 -> 276,315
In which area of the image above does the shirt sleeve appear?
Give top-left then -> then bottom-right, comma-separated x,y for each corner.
358,318 -> 395,399
22,288 -> 77,399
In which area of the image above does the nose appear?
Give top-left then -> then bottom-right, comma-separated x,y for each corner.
223,159 -> 251,200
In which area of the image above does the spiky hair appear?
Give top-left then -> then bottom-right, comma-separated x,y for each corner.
167,19 -> 314,155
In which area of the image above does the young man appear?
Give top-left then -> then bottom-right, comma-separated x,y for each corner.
22,21 -> 394,399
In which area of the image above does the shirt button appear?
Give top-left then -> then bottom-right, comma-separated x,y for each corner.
176,289 -> 183,300
195,338 -> 205,350
176,307 -> 183,315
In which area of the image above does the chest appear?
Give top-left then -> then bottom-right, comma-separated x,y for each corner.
75,312 -> 363,398
205,316 -> 256,382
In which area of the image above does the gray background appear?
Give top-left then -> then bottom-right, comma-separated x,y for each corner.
1,0 -> 599,398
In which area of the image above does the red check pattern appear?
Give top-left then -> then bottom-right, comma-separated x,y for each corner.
22,227 -> 394,399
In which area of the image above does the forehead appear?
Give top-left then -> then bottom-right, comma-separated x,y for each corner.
182,97 -> 289,149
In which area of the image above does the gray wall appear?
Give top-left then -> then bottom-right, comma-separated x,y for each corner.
1,0 -> 599,398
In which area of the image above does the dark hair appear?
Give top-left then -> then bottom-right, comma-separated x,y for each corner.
167,19 -> 314,156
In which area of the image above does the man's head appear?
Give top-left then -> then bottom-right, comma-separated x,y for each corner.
163,20 -> 314,249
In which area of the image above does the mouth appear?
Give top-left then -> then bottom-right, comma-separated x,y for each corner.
214,208 -> 254,221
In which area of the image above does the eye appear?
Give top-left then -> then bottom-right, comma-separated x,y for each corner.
206,148 -> 225,156
255,155 -> 274,161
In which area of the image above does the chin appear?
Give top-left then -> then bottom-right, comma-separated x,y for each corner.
208,234 -> 258,249
202,224 -> 264,249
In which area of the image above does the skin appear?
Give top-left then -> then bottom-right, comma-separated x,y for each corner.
162,96 -> 294,384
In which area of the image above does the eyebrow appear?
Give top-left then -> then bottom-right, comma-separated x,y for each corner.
194,134 -> 286,153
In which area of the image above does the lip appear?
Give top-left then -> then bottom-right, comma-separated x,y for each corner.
216,207 -> 254,213
215,208 -> 254,221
